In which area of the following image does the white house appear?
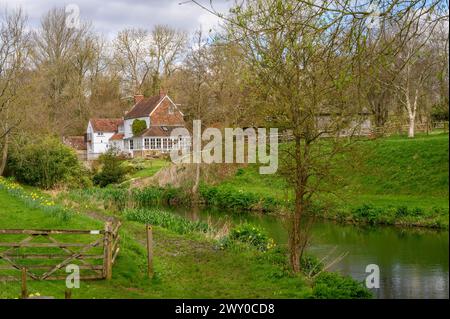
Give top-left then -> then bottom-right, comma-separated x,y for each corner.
86,119 -> 124,160
86,92 -> 190,160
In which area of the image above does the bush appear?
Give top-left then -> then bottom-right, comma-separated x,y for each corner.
7,137 -> 84,189
199,184 -> 279,211
395,206 -> 424,217
93,150 -> 128,187
227,223 -> 275,251
352,204 -> 381,224
312,272 -> 372,299
348,203 -> 446,228
132,119 -> 147,136
200,185 -> 258,210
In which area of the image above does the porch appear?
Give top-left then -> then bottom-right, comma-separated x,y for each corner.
124,136 -> 191,154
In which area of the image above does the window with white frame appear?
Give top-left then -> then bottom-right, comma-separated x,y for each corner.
130,139 -> 134,150
156,138 -> 161,149
150,138 -> 156,149
136,139 -> 142,150
144,138 -> 149,149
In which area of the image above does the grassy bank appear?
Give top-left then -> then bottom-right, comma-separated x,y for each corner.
193,133 -> 449,228
0,181 -> 370,299
126,159 -> 168,179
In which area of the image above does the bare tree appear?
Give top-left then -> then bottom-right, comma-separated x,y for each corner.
67,31 -> 104,132
113,28 -> 154,95
392,8 -> 444,137
180,30 -> 211,197
151,25 -> 187,79
0,9 -> 29,175
32,8 -> 93,134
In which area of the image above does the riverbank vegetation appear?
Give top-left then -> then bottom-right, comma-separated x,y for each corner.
192,134 -> 449,229
0,181 -> 371,299
81,134 -> 448,229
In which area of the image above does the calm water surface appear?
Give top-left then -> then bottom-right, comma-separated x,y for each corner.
172,207 -> 449,299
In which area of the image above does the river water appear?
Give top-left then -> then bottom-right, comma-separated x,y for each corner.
172,207 -> 449,299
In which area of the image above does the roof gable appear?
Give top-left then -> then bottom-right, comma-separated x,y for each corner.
124,95 -> 165,120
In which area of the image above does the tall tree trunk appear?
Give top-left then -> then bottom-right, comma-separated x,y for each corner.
289,134 -> 304,273
408,113 -> 415,138
0,133 -> 8,176
289,193 -> 302,273
406,87 -> 418,138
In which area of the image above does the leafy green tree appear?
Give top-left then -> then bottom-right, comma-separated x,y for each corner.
7,137 -> 83,189
93,150 -> 128,187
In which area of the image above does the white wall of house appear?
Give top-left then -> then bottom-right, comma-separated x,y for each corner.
86,122 -> 115,159
124,117 -> 150,139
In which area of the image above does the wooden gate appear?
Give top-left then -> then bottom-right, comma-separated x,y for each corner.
0,221 -> 120,281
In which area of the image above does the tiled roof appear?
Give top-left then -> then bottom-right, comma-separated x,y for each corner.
63,136 -> 87,151
109,133 -> 124,141
137,126 -> 186,137
90,119 -> 123,132
124,94 -> 165,120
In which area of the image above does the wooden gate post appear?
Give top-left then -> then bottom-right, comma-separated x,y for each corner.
21,268 -> 27,299
103,221 -> 113,280
146,225 -> 153,278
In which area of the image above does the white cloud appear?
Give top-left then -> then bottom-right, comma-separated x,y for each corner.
0,0 -> 233,38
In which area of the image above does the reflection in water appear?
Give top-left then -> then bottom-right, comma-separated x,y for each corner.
171,207 -> 449,299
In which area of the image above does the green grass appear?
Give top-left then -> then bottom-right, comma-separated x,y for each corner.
128,159 -> 169,179
343,133 -> 449,198
202,133 -> 449,228
0,187 -> 101,230
3,187 -> 367,299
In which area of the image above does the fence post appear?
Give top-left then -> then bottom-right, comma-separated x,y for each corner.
103,221 -> 113,280
21,268 -> 27,299
146,225 -> 153,278
65,289 -> 72,299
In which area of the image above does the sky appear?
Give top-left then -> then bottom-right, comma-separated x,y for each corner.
0,0 -> 234,38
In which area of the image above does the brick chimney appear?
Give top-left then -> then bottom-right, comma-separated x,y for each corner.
134,94 -> 144,104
